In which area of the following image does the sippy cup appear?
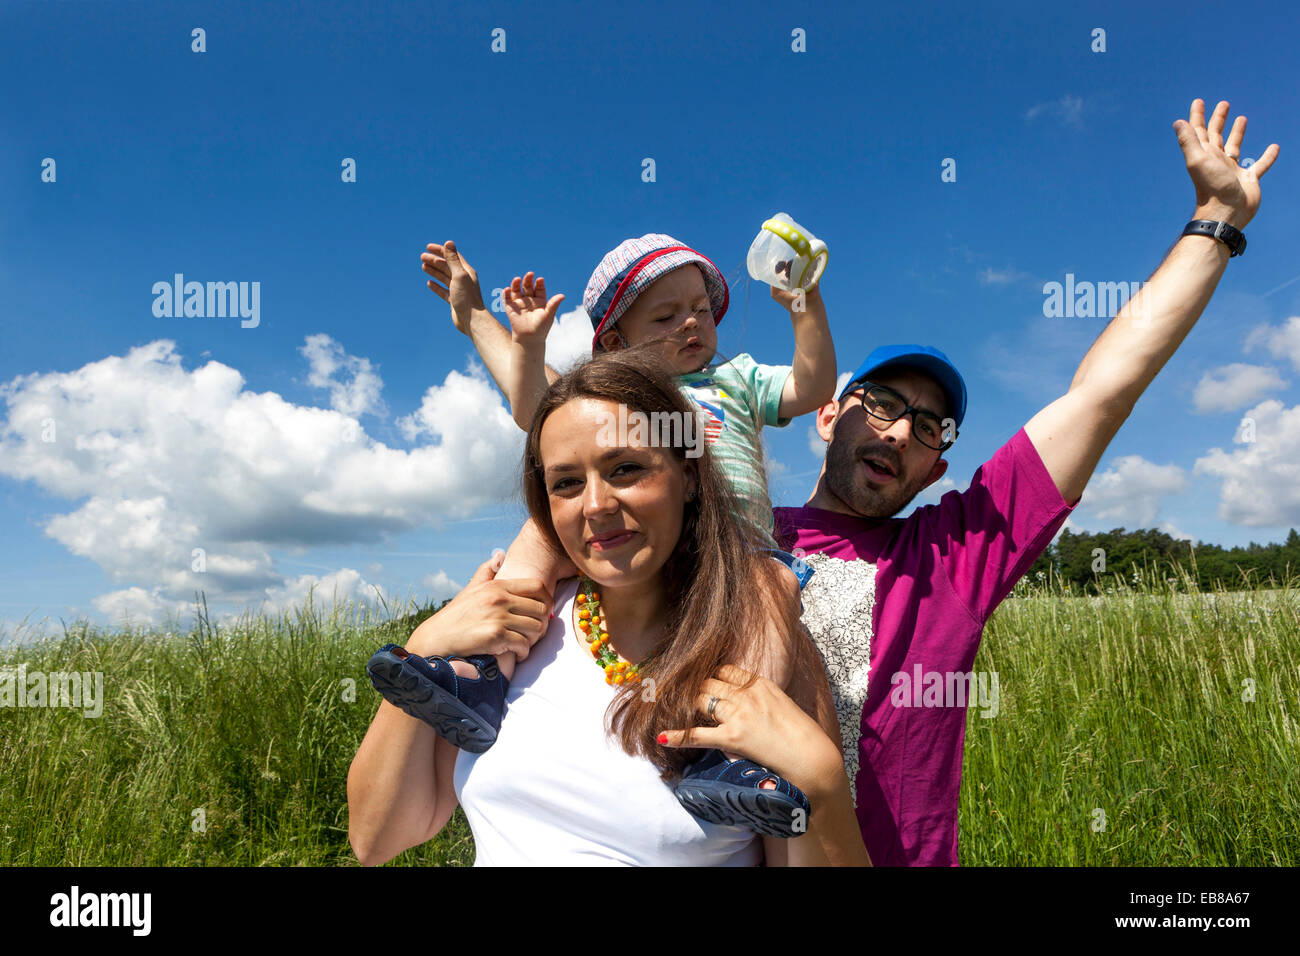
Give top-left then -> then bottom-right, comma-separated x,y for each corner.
746,213 -> 828,291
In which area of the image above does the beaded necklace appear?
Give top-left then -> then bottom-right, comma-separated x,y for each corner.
577,576 -> 642,686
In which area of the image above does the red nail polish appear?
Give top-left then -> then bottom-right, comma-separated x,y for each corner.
656,733 -> 668,745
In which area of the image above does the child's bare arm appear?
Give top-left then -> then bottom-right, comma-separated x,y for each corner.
773,283 -> 837,420
421,240 -> 561,401
501,272 -> 565,431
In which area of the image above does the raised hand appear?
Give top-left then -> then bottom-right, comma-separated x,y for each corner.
1173,99 -> 1280,229
422,240 -> 487,335
502,271 -> 565,344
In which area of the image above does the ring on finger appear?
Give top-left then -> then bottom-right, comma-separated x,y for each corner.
707,695 -> 721,718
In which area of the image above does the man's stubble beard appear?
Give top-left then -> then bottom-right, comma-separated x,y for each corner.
824,430 -> 929,520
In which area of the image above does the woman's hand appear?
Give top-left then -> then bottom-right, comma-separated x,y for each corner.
659,663 -> 870,865
657,664 -> 844,802
406,552 -> 553,662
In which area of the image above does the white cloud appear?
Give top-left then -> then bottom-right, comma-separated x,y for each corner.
807,425 -> 827,459
300,333 -> 386,418
0,339 -> 524,617
1193,399 -> 1300,526
545,307 -> 596,375
421,570 -> 463,602
979,267 -> 1031,286
1025,95 -> 1084,128
1244,316 -> 1300,371
259,568 -> 381,615
92,586 -> 190,628
1192,362 -> 1288,413
1079,455 -> 1188,528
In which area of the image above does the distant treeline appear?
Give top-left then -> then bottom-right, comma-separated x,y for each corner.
1025,527 -> 1300,593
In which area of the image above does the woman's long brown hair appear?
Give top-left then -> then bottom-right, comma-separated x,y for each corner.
523,343 -> 823,779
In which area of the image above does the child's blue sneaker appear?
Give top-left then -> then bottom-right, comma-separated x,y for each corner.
672,748 -> 812,838
365,644 -> 507,753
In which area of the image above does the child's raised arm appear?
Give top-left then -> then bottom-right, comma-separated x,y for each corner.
501,271 -> 566,431
421,240 -> 562,405
772,283 -> 837,420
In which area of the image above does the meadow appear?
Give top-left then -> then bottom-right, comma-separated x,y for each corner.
2,561 -> 1296,866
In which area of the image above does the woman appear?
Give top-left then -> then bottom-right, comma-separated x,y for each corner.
347,348 -> 868,865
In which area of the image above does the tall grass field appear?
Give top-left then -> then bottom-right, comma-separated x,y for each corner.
2,562 -> 1296,866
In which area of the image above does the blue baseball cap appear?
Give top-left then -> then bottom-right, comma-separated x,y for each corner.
838,344 -> 968,431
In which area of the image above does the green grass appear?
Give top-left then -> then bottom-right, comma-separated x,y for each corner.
961,561 -> 1300,865
2,561 -> 1296,866
0,595 -> 474,867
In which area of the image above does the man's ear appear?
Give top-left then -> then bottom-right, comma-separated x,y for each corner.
598,328 -> 624,352
921,456 -> 949,490
814,399 -> 839,444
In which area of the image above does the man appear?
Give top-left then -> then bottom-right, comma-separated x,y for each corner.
772,98 -> 1278,864
421,98 -> 1278,865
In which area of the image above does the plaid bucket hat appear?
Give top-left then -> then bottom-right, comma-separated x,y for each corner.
583,233 -> 730,353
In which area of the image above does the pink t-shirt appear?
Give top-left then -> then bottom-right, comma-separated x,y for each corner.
773,427 -> 1079,866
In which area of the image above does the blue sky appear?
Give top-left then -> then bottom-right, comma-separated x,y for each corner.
2,0 -> 1298,637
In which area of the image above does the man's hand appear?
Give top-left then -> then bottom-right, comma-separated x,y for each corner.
422,239 -> 488,335
1174,98 -> 1279,230
503,271 -> 565,345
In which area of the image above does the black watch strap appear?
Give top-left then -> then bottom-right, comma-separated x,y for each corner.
1182,219 -> 1247,257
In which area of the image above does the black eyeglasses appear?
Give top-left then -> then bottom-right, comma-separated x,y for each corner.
842,381 -> 957,451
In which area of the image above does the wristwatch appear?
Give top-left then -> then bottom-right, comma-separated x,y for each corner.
1182,219 -> 1247,257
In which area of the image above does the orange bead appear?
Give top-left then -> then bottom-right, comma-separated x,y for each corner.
578,608 -> 590,620
578,620 -> 590,632
591,592 -> 600,602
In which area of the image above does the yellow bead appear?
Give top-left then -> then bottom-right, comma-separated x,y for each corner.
613,675 -> 624,684
579,620 -> 590,632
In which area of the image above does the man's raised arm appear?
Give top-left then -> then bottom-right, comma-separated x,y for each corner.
1024,98 -> 1280,505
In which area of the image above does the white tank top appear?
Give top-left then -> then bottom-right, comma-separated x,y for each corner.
452,577 -> 762,866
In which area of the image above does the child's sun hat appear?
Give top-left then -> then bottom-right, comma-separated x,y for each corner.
584,233 -> 730,354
